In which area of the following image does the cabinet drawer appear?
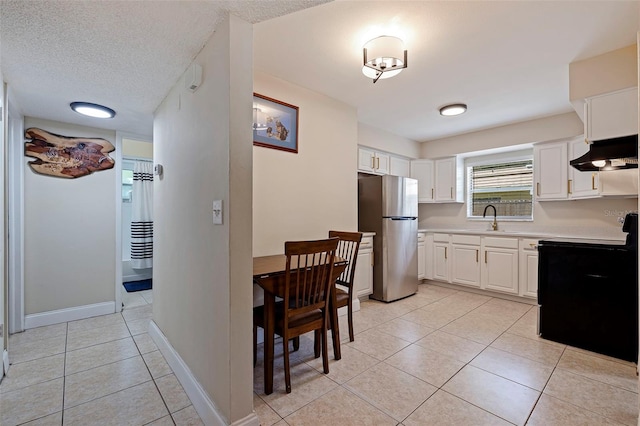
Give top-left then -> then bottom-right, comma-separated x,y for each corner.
360,236 -> 373,250
434,233 -> 450,242
483,237 -> 519,249
418,232 -> 426,243
451,234 -> 481,245
520,238 -> 539,251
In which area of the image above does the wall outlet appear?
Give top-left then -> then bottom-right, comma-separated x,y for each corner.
213,200 -> 223,225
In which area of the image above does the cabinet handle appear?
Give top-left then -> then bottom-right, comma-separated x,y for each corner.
476,249 -> 479,262
536,182 -> 540,196
444,247 -> 447,260
568,179 -> 572,194
371,156 -> 375,169
592,173 -> 597,190
450,187 -> 453,198
484,251 -> 487,264
530,243 -> 538,250
431,188 -> 434,199
376,157 -> 380,170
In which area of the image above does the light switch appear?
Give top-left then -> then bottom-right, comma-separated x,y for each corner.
213,200 -> 223,225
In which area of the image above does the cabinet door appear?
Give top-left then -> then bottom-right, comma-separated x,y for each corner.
424,234 -> 434,280
418,241 -> 425,279
534,142 -> 568,200
433,243 -> 449,282
390,156 -> 411,178
451,244 -> 480,287
568,137 -> 599,199
482,248 -> 519,294
435,157 -> 456,202
358,147 -> 376,173
354,249 -> 373,298
519,250 -> 538,299
410,160 -> 435,202
587,87 -> 639,141
375,152 -> 390,175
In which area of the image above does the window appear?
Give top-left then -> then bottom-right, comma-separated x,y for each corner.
467,157 -> 533,219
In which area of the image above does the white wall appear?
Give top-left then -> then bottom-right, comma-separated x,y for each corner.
358,122 -> 420,159
418,112 -> 637,239
253,72 -> 358,256
153,15 -> 254,424
23,117 -> 116,315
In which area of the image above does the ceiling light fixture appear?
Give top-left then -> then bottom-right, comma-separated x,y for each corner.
439,103 -> 467,116
362,36 -> 407,84
70,102 -> 116,119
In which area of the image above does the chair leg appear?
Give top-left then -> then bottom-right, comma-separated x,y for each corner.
283,333 -> 292,394
313,329 -> 320,358
321,326 -> 329,374
292,336 -> 300,351
347,300 -> 355,342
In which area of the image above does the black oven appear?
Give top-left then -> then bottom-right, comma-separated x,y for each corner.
537,213 -> 638,362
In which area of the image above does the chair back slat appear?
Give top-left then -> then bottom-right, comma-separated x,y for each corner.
284,238 -> 339,323
328,231 -> 363,290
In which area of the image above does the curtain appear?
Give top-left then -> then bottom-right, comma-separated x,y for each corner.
131,161 -> 153,269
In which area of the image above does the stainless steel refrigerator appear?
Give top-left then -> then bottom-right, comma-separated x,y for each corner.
358,175 -> 419,302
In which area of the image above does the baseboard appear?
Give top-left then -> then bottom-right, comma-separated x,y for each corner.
149,321 -> 260,426
24,301 -> 116,329
422,279 -> 537,305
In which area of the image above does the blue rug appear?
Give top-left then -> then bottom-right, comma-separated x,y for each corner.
123,279 -> 152,292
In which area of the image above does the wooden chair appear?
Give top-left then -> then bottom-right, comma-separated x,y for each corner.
329,230 -> 362,342
253,237 -> 339,393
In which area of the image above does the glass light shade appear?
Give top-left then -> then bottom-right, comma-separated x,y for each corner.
362,36 -> 406,81
591,160 -> 607,168
439,104 -> 467,116
70,102 -> 115,118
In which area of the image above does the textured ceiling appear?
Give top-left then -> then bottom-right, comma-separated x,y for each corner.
1,1 -> 638,142
0,0 -> 329,136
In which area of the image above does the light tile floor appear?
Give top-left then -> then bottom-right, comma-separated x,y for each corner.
0,288 -> 204,426
2,283 -> 638,425
254,283 -> 639,426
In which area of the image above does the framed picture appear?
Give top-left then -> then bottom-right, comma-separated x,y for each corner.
253,93 -> 299,153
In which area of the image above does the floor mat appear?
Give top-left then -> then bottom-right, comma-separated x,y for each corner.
123,279 -> 152,292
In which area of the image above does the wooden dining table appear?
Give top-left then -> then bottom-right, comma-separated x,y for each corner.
253,254 -> 347,395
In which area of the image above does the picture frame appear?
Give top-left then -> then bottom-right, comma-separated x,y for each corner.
253,93 -> 299,153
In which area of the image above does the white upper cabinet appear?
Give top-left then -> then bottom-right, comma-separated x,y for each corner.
410,160 -> 435,202
389,156 -> 411,178
411,157 -> 462,203
358,147 -> 390,175
568,137 -> 599,199
585,87 -> 638,142
534,141 -> 568,200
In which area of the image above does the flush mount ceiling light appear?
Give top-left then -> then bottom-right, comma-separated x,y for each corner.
439,103 -> 467,116
362,35 -> 407,83
70,102 -> 116,119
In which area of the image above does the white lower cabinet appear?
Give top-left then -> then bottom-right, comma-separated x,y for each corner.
354,235 -> 374,298
424,233 -> 434,280
519,239 -> 539,299
433,234 -> 450,282
481,237 -> 519,295
451,235 -> 481,288
418,232 -> 426,279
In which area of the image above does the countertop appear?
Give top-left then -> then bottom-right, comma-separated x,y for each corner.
417,228 -> 626,242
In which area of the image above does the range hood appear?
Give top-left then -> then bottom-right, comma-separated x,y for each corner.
570,134 -> 638,172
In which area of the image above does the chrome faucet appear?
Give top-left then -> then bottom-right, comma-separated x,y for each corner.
483,204 -> 498,231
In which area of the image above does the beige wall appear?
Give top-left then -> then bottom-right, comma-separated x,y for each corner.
418,113 -> 637,238
570,44 -> 638,101
253,72 -> 358,256
23,117 -> 116,314
358,122 -> 420,159
152,15 -> 254,423
122,138 -> 153,159
421,112 -> 583,158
